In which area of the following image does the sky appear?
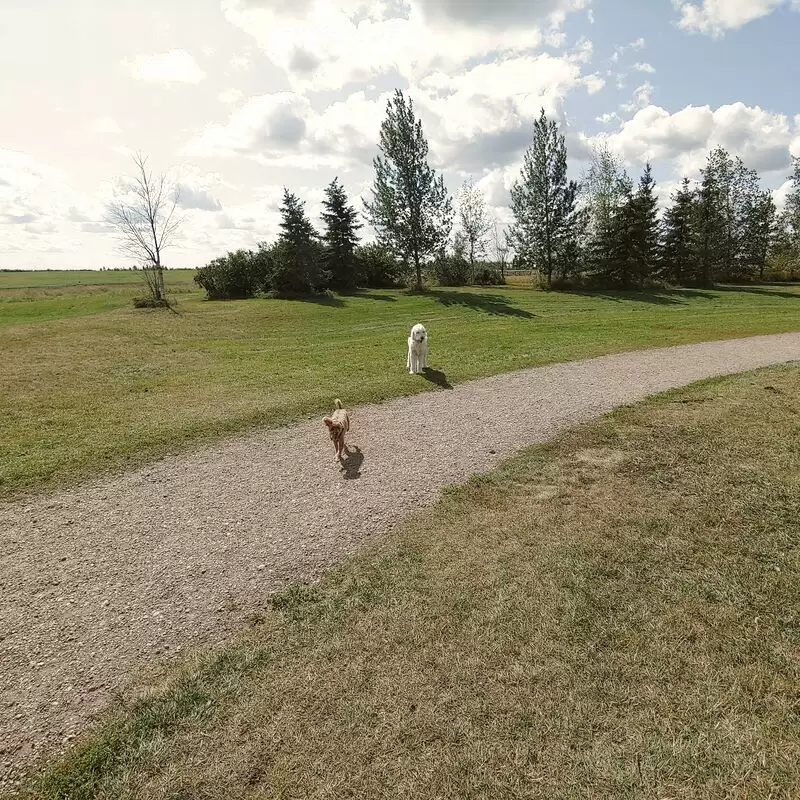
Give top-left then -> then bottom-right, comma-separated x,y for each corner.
1,0 -> 799,270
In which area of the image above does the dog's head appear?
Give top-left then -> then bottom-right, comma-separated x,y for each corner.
410,323 -> 427,343
324,417 -> 344,440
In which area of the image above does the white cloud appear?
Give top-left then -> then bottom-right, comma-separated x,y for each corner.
583,73 -> 605,94
673,0 -> 796,36
186,40 -> 594,176
610,37 -> 646,64
218,88 -> 244,104
228,53 -> 252,72
596,111 -> 621,125
91,117 -> 122,135
633,62 -> 655,73
593,101 -> 798,176
412,48 -> 593,171
621,82 -> 654,112
124,49 -> 206,84
0,149 -> 114,263
184,90 -> 389,170
220,0 -> 589,92
772,179 -> 793,213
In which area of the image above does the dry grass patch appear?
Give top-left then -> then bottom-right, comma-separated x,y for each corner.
18,365 -> 800,800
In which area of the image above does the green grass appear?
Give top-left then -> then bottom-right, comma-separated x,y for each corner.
19,365 -> 800,799
0,270 -> 196,325
1,271 -> 799,499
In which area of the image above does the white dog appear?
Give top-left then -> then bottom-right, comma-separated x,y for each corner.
407,323 -> 428,375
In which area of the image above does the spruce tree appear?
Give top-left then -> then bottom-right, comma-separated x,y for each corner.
628,161 -> 659,284
508,108 -> 579,288
321,177 -> 362,291
662,178 -> 697,285
273,189 -> 327,294
694,154 -> 726,288
364,90 -> 453,290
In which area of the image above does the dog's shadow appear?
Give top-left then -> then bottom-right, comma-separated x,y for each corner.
340,445 -> 364,479
421,367 -> 453,390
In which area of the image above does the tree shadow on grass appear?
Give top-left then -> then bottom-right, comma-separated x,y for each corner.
277,292 -> 345,308
559,287 -> 719,305
338,290 -> 398,302
423,289 -> 536,318
421,367 -> 453,390
713,284 -> 800,300
340,445 -> 364,480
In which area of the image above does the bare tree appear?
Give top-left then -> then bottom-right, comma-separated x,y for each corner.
107,152 -> 183,307
491,219 -> 511,279
456,177 -> 492,279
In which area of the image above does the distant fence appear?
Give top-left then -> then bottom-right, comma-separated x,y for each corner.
504,269 -> 534,277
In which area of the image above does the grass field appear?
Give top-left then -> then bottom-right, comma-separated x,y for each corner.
1,270 -> 799,499
20,364 -> 800,800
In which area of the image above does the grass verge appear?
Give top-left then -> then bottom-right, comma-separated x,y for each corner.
17,364 -> 800,799
1,273 -> 799,500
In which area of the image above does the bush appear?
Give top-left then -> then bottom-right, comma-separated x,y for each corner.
355,243 -> 406,288
432,253 -> 471,286
473,264 -> 505,285
267,239 -> 329,296
194,248 -> 269,300
132,296 -> 170,308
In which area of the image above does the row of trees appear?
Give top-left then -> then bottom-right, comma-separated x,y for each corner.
110,90 -> 800,305
194,180 -> 408,299
506,109 -> 799,288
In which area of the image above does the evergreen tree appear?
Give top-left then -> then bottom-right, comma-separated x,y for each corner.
273,189 -> 327,294
661,178 -> 697,285
590,172 -> 633,284
693,154 -> 726,287
364,89 -> 453,290
740,189 -> 775,280
508,108 -> 579,288
321,177 -> 362,291
628,161 -> 660,284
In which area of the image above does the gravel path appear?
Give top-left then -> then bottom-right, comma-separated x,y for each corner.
1,332 -> 799,787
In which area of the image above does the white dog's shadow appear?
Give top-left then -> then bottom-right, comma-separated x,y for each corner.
340,445 -> 364,479
420,367 -> 453,390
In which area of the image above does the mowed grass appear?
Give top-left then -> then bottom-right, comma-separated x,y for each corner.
0,270 -> 197,325
1,270 -> 799,499
21,365 -> 800,799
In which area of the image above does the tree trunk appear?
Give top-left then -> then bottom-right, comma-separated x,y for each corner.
414,251 -> 422,290
156,267 -> 166,302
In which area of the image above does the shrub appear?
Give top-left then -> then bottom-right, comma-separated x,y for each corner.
267,239 -> 329,296
355,243 -> 406,288
473,264 -> 505,285
132,296 -> 170,308
194,249 -> 268,300
432,252 -> 471,286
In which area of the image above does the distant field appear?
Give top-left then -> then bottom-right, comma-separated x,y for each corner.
1,271 -> 799,498
0,269 -> 196,324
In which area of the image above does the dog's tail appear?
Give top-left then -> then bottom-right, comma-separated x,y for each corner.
334,398 -> 343,410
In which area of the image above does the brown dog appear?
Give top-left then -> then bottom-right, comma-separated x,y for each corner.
323,399 -> 350,462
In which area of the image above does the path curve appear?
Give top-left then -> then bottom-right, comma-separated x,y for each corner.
1,332 -> 799,787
